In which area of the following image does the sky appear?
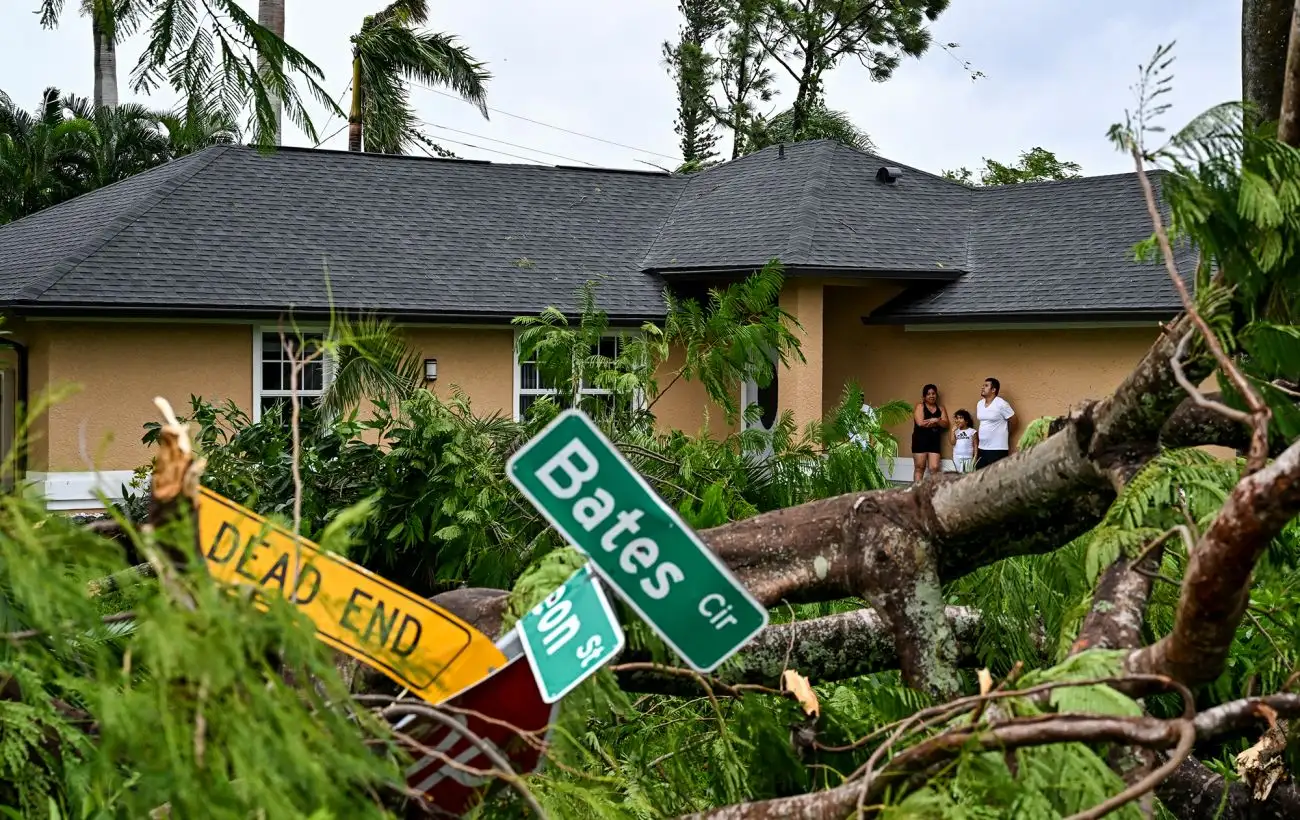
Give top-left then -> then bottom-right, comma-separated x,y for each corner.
0,0 -> 1241,177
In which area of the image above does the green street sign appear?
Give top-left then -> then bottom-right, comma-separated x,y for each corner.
507,409 -> 768,673
517,564 -> 624,704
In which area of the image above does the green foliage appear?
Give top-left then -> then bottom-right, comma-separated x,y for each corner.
1111,44 -> 1300,445
351,0 -> 490,154
664,0 -> 725,166
129,0 -> 339,147
0,492 -> 406,818
745,102 -> 874,153
942,147 -> 1082,186
0,86 -> 238,225
754,0 -> 949,139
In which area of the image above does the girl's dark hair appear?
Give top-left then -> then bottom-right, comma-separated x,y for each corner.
922,383 -> 938,397
954,409 -> 973,425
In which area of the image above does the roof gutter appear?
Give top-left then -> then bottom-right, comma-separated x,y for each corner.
0,302 -> 668,327
861,309 -> 1179,327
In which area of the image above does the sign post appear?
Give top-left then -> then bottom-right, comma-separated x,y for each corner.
507,409 -> 767,673
197,487 -> 506,704
517,564 -> 624,703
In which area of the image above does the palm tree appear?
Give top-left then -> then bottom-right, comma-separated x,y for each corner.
347,0 -> 490,153
258,0 -> 286,144
0,88 -> 96,224
319,315 -> 425,419
154,95 -> 240,158
62,94 -> 169,187
38,1 -> 145,109
129,0 -> 337,147
745,103 -> 875,154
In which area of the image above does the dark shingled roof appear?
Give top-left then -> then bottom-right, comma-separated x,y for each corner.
0,140 -> 1184,322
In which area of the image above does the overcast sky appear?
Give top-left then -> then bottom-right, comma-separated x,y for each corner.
0,1 -> 1239,176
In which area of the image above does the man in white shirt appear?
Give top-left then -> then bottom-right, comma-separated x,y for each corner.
974,377 -> 1015,469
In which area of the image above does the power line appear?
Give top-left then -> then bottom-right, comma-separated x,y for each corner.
413,83 -> 681,161
313,80 -> 354,147
413,134 -> 551,165
417,120 -> 598,166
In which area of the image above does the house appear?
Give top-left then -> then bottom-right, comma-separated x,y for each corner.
0,139 -> 1188,509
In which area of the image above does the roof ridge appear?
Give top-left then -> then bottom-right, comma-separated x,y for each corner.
782,141 -> 835,263
969,168 -> 1165,192
16,146 -> 231,302
637,176 -> 692,270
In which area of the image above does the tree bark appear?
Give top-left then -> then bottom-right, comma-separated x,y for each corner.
1278,0 -> 1300,145
1244,0 -> 1295,126
92,13 -> 118,109
347,49 -> 364,152
1158,756 -> 1300,819
258,0 -> 286,144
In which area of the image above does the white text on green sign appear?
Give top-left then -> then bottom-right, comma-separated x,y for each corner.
506,409 -> 768,672
518,564 -> 625,703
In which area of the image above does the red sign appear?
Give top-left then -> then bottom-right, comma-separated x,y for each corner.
400,651 -> 559,816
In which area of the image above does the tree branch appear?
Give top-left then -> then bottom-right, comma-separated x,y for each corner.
1127,439 -> 1300,684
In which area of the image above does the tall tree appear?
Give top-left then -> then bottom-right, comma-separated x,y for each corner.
129,0 -> 337,147
716,0 -> 775,158
37,0 -> 145,109
942,146 -> 1082,186
756,0 -> 949,137
1242,0 -> 1295,128
258,0 -> 287,144
0,88 -> 96,223
346,0 -> 489,154
664,0 -> 725,167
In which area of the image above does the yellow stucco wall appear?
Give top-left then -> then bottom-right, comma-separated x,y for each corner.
10,321 -> 739,474
21,322 -> 253,472
401,327 -> 515,418
822,284 -> 1161,459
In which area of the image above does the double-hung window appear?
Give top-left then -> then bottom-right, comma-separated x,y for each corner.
254,328 -> 331,421
515,334 -> 632,420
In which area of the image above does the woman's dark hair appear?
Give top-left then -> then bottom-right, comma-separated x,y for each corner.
954,409 -> 973,425
921,383 -> 938,397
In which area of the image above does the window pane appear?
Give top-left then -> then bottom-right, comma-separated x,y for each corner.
301,359 -> 324,392
262,361 -> 282,391
597,336 -> 620,359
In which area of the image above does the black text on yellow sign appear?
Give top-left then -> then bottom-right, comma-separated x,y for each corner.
197,488 -> 506,703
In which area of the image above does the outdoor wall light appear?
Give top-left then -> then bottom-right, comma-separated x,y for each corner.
424,358 -> 438,382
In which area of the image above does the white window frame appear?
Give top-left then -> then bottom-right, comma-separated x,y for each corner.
513,330 -> 643,421
251,324 -> 335,422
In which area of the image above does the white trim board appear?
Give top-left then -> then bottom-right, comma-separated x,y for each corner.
25,470 -> 137,511
881,456 -> 960,483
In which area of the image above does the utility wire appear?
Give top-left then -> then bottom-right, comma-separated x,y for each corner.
413,82 -> 681,161
313,80 -> 354,147
413,135 -> 550,165
417,120 -> 599,166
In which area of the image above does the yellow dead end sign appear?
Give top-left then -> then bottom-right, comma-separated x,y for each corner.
196,487 -> 506,703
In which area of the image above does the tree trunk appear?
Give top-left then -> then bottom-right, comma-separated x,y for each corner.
347,49 -> 364,152
1244,0 -> 1295,126
258,0 -> 286,144
92,13 -> 118,109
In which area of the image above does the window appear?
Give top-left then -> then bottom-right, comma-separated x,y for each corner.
515,334 -> 633,420
254,328 -> 331,421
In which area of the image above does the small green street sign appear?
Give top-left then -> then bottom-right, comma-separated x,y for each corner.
507,409 -> 768,673
517,564 -> 624,704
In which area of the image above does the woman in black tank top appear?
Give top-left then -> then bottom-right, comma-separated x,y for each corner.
911,383 -> 948,482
